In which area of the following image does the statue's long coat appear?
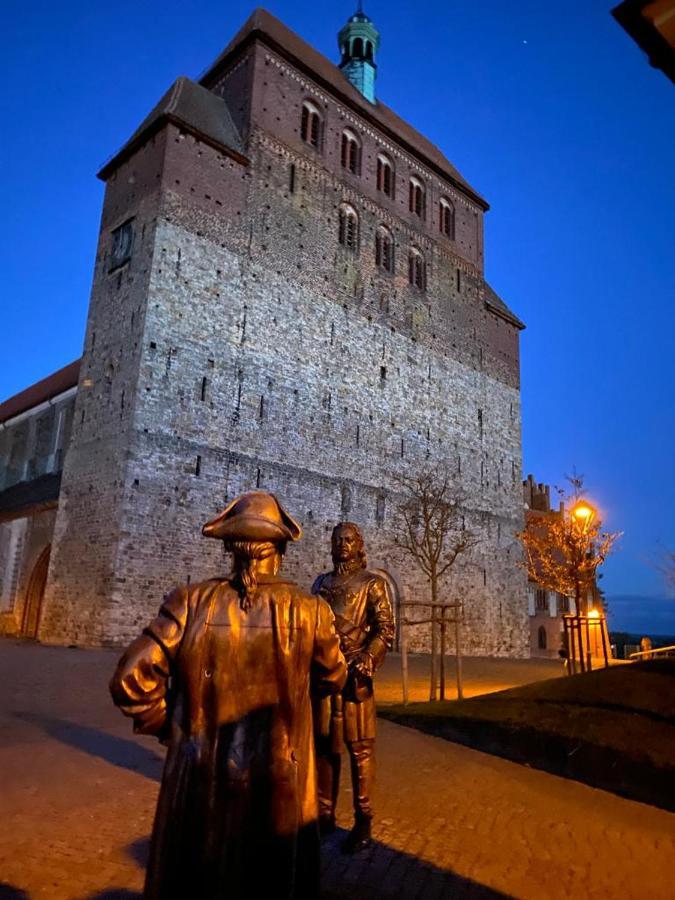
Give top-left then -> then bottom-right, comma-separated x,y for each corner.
110,574 -> 347,900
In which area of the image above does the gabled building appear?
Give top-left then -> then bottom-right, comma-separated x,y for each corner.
0,8 -> 527,654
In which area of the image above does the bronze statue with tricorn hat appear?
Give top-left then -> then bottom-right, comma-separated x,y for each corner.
202,490 -> 303,542
110,490 -> 347,899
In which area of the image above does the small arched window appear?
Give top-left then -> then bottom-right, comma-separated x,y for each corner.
377,153 -> 394,198
375,225 -> 394,274
538,626 -> 547,650
338,204 -> 359,252
341,129 -> 361,175
408,247 -> 426,290
365,41 -> 374,61
353,37 -> 364,57
409,176 -> 425,218
301,100 -> 323,150
439,197 -> 455,239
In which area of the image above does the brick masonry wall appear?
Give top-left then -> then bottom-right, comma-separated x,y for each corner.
40,40 -> 527,656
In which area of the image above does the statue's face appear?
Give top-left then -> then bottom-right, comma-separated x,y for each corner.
332,525 -> 361,563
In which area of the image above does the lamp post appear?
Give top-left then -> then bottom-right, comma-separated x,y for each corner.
569,499 -> 598,670
569,499 -> 596,616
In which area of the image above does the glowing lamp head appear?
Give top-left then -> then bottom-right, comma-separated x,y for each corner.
588,608 -> 600,619
571,500 -> 596,531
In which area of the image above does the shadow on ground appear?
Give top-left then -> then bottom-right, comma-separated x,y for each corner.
0,885 -> 29,900
13,712 -> 163,780
94,829 -> 510,900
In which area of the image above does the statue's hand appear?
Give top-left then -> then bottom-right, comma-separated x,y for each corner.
352,651 -> 374,679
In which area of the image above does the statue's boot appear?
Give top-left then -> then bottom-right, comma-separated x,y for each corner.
341,739 -> 375,853
317,744 -> 340,838
341,813 -> 372,854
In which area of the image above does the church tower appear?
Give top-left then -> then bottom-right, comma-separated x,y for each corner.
338,5 -> 380,103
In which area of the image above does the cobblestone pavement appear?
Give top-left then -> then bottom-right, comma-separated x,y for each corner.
1,640 -> 673,899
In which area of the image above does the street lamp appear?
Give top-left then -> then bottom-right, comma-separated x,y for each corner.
570,500 -> 596,533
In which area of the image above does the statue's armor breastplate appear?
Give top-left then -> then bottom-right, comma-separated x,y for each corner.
319,569 -> 373,650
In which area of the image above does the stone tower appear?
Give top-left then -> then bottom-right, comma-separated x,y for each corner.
39,8 -> 528,655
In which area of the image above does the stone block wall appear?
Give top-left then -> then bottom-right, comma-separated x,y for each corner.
39,36 -> 528,656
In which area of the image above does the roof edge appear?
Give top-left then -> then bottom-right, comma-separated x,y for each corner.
0,360 -> 81,425
97,112 -> 249,182
200,25 -> 490,211
485,297 -> 526,331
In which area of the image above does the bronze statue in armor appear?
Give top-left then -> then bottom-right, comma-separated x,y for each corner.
109,492 -> 347,899
312,522 -> 395,852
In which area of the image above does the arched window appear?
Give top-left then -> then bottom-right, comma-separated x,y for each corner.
375,225 -> 394,274
408,247 -> 426,290
301,100 -> 323,150
377,153 -> 394,198
538,626 -> 547,650
365,41 -> 374,61
409,176 -> 425,218
341,129 -> 361,175
338,204 -> 359,251
439,197 -> 455,239
353,37 -> 364,57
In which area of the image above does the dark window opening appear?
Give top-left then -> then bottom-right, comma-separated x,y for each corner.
439,200 -> 455,239
408,250 -> 426,290
301,104 -> 322,149
289,163 -> 296,193
338,207 -> 359,251
110,218 -> 134,271
538,626 -> 547,650
409,180 -> 425,218
377,157 -> 394,198
375,228 -> 394,273
200,377 -> 207,402
195,455 -> 202,477
341,132 -> 360,175
535,589 -> 548,611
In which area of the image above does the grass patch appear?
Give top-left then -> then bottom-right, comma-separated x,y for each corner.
379,659 -> 675,811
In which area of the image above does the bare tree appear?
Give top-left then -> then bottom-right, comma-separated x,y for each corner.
394,471 -> 480,700
518,473 -> 620,617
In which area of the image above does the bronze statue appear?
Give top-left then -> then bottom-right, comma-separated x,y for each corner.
110,492 -> 347,899
312,522 -> 395,853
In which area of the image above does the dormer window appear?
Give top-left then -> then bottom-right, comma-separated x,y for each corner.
341,129 -> 361,175
439,197 -> 455,239
375,225 -> 394,273
338,204 -> 359,252
409,176 -> 425,219
377,153 -> 394,198
408,247 -> 426,290
301,100 -> 323,150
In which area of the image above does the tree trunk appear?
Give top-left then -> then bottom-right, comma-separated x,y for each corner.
429,575 -> 438,701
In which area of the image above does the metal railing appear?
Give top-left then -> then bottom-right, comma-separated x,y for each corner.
629,644 -> 675,660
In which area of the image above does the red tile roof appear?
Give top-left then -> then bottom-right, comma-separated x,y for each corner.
0,360 -> 81,424
200,8 -> 489,210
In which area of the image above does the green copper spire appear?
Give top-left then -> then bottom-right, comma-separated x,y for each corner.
338,5 -> 380,104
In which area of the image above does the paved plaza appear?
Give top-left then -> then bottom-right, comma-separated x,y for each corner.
0,639 -> 673,899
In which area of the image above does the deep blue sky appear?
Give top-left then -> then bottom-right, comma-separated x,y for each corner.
3,1 -> 674,628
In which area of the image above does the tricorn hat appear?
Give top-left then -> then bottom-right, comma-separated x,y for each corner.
202,491 -> 302,543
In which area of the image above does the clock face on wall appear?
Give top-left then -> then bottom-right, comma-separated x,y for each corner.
110,219 -> 134,270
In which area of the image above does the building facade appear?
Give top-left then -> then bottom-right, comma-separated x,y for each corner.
0,9 -> 528,654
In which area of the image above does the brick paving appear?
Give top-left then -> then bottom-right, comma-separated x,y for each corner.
0,639 -> 673,899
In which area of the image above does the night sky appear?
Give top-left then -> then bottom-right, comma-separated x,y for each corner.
3,1 -> 674,631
